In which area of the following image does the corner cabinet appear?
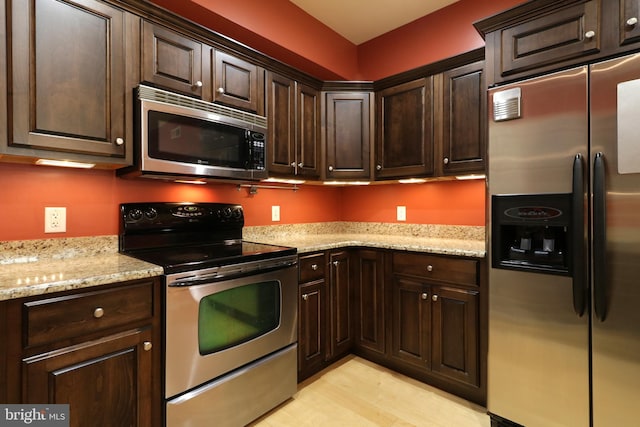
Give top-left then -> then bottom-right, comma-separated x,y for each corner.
266,72 -> 321,179
5,0 -> 139,166
375,78 -> 434,179
323,91 -> 373,180
3,278 -> 162,426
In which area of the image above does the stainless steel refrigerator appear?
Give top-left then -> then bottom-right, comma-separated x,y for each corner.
487,53 -> 640,426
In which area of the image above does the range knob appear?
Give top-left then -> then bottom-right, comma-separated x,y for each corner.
128,209 -> 143,221
232,208 -> 243,220
144,208 -> 157,220
222,207 -> 233,219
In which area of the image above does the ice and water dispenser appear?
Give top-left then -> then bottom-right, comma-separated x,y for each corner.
492,194 -> 572,275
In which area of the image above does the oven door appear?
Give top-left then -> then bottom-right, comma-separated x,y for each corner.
165,262 -> 298,399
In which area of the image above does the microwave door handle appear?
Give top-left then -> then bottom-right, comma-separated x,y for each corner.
572,153 -> 587,317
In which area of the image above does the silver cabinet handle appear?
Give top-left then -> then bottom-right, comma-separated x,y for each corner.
93,307 -> 104,318
290,162 -> 296,167
328,165 -> 334,171
115,137 -> 124,146
432,294 -> 438,302
143,341 -> 153,351
216,86 -> 224,93
376,164 -> 382,171
585,30 -> 596,39
443,157 -> 449,165
302,294 -> 308,301
421,293 -> 428,300
298,162 -> 303,168
192,81 -> 203,90
627,17 -> 638,27
311,264 -> 318,271
332,260 -> 339,266
426,265 -> 433,272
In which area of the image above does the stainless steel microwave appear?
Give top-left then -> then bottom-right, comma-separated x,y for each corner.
119,84 -> 268,182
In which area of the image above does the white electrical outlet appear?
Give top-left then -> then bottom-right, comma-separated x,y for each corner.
271,205 -> 281,222
397,206 -> 407,222
45,207 -> 67,233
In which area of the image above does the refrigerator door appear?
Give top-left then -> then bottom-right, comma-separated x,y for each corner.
590,53 -> 640,426
487,67 -> 590,426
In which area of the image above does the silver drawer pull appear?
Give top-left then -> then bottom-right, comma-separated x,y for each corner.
115,137 -> 124,146
432,294 -> 439,302
627,17 -> 638,27
143,341 -> 153,351
311,264 -> 318,271
585,30 -> 596,40
426,265 -> 433,272
421,293 -> 428,300
93,307 -> 104,318
302,294 -> 308,301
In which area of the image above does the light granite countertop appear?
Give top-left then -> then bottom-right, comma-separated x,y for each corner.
0,223 -> 485,301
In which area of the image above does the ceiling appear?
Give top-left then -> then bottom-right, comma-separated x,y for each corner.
289,0 -> 459,45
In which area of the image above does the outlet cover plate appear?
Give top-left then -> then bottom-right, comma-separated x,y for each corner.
45,207 -> 67,233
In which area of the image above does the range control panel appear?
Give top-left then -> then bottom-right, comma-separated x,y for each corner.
121,202 -> 244,231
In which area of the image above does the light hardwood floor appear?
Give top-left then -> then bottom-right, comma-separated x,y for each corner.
250,355 -> 490,427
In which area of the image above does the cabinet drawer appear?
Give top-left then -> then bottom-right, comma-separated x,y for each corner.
499,1 -> 599,78
299,253 -> 325,283
392,253 -> 478,287
24,281 -> 154,348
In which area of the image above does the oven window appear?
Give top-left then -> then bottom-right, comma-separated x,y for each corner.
148,111 -> 248,169
198,280 -> 281,355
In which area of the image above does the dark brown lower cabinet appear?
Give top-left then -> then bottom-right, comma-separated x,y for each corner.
352,250 -> 486,406
297,250 -> 352,380
2,278 -> 161,427
298,279 -> 326,379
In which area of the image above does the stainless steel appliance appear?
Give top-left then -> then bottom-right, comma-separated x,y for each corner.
118,85 -> 268,182
488,53 -> 640,426
119,202 -> 297,427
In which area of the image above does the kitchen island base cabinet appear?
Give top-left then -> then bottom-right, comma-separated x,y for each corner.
2,278 -> 162,427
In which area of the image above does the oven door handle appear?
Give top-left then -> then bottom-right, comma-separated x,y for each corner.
168,259 -> 297,287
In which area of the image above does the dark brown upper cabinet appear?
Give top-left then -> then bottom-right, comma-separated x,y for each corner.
436,60 -> 486,176
142,20 -> 209,99
375,78 -> 434,180
476,0 -> 640,86
213,50 -> 264,115
324,92 -> 373,180
266,71 -> 321,179
5,0 -> 138,166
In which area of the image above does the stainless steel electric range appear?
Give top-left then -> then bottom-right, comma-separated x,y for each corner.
119,202 -> 298,427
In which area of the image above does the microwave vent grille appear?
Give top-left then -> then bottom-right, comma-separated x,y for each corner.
138,84 -> 267,129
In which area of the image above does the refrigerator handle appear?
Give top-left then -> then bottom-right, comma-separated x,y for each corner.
593,152 -> 607,321
571,153 -> 586,316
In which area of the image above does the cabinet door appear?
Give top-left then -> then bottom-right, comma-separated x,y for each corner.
619,0 -> 640,46
213,50 -> 264,114
296,83 -> 321,178
498,1 -> 599,78
431,286 -> 480,388
23,328 -> 154,427
391,277 -> 430,370
440,61 -> 486,176
325,92 -> 372,180
353,250 -> 385,355
9,0 -> 134,161
142,21 -> 207,98
376,78 -> 434,179
266,72 -> 296,176
328,250 -> 352,359
298,281 -> 326,378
